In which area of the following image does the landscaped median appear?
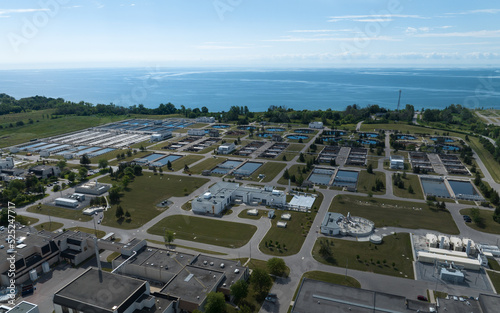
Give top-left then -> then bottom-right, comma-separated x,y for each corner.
460,208 -> 500,235
330,194 -> 459,234
147,215 -> 257,248
312,233 -> 415,279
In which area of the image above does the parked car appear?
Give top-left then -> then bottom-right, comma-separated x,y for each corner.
463,215 -> 472,223
265,293 -> 277,303
417,295 -> 428,301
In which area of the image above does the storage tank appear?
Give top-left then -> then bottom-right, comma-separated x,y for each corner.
426,233 -> 438,248
450,237 -> 463,251
438,235 -> 450,250
29,269 -> 38,281
42,262 -> 50,273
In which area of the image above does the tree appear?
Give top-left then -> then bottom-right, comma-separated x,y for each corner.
250,268 -> 272,294
367,163 -> 373,174
299,152 -> 305,162
98,159 -> 108,169
204,292 -> 226,313
158,167 -> 163,175
408,185 -> 414,194
67,172 -> 76,183
283,168 -> 290,180
56,159 -> 67,170
167,160 -> 172,170
115,206 -> 124,219
184,164 -> 189,172
230,280 -> 248,304
126,150 -> 132,157
125,210 -> 131,219
164,230 -> 175,246
267,257 -> 287,277
80,154 -> 91,166
78,167 -> 88,180
109,187 -> 121,204
319,239 -> 332,259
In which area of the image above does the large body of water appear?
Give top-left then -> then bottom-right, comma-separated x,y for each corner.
1,68 -> 499,112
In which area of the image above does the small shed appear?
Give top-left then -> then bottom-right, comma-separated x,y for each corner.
277,221 -> 287,228
247,209 -> 258,216
268,210 -> 275,219
281,213 -> 291,221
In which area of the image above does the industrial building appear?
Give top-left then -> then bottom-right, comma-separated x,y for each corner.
74,181 -> 111,195
191,182 -> 286,215
308,121 -> 324,129
196,116 -> 215,123
150,130 -> 172,142
0,157 -> 14,170
187,129 -> 206,136
320,212 -> 374,237
218,143 -> 236,154
53,267 -> 175,313
390,155 -> 405,169
55,198 -> 79,208
292,279 -> 436,313
112,244 -> 249,312
28,165 -> 61,179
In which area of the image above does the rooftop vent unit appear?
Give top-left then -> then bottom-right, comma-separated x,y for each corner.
234,269 -> 240,274
220,263 -> 225,268
210,262 -> 214,266
203,260 -> 208,265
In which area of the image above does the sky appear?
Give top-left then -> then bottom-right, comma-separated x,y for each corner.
1,0 -> 500,69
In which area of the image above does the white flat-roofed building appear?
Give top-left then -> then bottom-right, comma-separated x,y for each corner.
0,157 -> 14,170
390,155 -> 405,169
196,116 -> 215,123
55,198 -> 79,208
188,129 -> 206,136
218,143 -> 236,155
151,130 -> 172,142
75,181 -> 110,195
192,182 -> 286,215
308,121 -> 323,129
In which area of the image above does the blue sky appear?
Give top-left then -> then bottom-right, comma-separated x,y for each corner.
1,0 -> 500,69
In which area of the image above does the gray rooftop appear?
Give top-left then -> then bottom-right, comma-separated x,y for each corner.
321,212 -> 343,230
5,302 -> 37,313
0,229 -> 55,261
128,247 -> 194,273
160,265 -> 225,305
191,255 -> 246,290
479,293 -> 500,313
54,268 -> 146,313
292,279 -> 435,313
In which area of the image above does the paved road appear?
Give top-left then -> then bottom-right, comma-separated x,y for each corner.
13,122 -> 500,313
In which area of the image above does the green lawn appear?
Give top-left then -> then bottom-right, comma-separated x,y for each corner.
487,270 -> 500,294
18,216 -> 39,226
170,154 -> 204,171
392,174 -> 424,199
277,164 -> 313,186
488,258 -> 500,271
301,271 -> 361,288
189,157 -> 226,174
360,123 -> 434,135
147,215 -> 257,248
249,162 -> 286,183
0,110 -> 126,148
313,234 -> 414,279
330,195 -> 459,234
34,222 -> 64,231
99,174 -> 209,229
459,208 -> 500,235
27,204 -> 93,222
357,170 -> 386,195
68,227 -> 106,238
145,239 -> 227,255
107,252 -> 121,262
259,211 -> 315,256
467,136 -> 500,183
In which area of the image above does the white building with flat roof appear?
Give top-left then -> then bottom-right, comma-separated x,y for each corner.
192,182 -> 286,215
196,116 -> 215,123
218,143 -> 236,155
308,121 -> 323,129
390,155 -> 405,169
0,157 -> 14,170
188,129 -> 206,136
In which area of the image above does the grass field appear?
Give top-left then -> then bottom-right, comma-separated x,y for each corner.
467,136 -> 500,183
330,194 -> 459,234
27,204 -> 93,222
0,110 -> 126,148
34,222 -> 64,231
360,123 -> 434,135
18,216 -> 39,226
99,174 -> 209,229
170,154 -> 204,171
392,173 -> 424,199
68,227 -> 106,238
357,170 -> 386,195
459,208 -> 500,235
249,162 -> 286,183
147,215 -> 257,248
488,258 -> 500,271
277,164 -> 313,186
487,270 -> 500,294
302,271 -> 360,288
189,157 -> 226,174
259,211 -> 314,256
145,239 -> 227,255
313,234 -> 414,279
